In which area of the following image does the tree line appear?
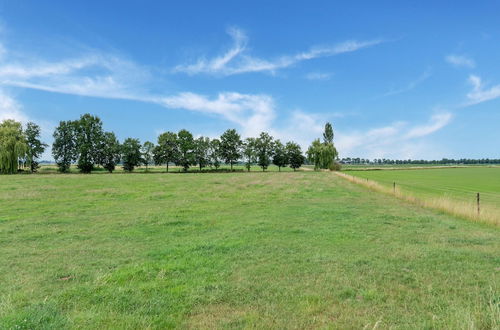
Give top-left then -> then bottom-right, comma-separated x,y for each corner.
0,114 -> 340,174
340,157 -> 500,165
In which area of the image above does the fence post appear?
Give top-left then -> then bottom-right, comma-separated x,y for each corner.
477,193 -> 480,215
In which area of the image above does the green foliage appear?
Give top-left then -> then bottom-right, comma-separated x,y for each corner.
272,139 -> 288,171
255,132 -> 274,171
24,122 -> 47,173
72,114 -> 104,173
242,137 -> 257,171
194,137 -> 211,171
286,141 -> 305,171
307,123 -> 339,170
100,132 -> 121,173
141,141 -> 155,171
209,138 -> 221,169
154,131 -> 179,172
121,138 -> 142,172
220,129 -> 242,170
0,119 -> 27,174
323,122 -> 334,144
176,129 -> 195,172
52,120 -> 77,173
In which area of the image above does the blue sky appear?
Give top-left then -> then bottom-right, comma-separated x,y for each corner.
0,1 -> 499,160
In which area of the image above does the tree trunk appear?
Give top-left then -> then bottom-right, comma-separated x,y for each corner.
166,162 -> 169,172
230,162 -> 233,171
279,166 -> 281,172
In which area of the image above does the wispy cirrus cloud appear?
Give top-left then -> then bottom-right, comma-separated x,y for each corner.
173,27 -> 383,76
445,54 -> 475,68
305,72 -> 332,81
466,75 -> 500,105
381,69 -> 432,97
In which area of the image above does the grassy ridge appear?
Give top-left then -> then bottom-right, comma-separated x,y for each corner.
0,172 -> 499,328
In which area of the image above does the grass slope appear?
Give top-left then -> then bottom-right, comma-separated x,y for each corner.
0,172 -> 499,328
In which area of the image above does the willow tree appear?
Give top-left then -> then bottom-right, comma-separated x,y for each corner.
0,119 -> 27,174
307,122 -> 339,170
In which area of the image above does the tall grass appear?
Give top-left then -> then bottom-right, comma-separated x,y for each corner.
335,171 -> 500,226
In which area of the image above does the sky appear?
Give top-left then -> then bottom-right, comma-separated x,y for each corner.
0,1 -> 499,160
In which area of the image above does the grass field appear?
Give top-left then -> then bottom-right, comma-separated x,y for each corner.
1,172 -> 499,328
346,167 -> 500,224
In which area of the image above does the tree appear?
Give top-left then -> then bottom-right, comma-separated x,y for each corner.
272,139 -> 288,172
323,122 -> 334,144
100,132 -> 121,173
74,114 -> 104,173
306,138 -> 338,170
194,136 -> 210,171
24,122 -> 47,173
176,129 -> 195,172
0,119 -> 27,174
141,141 -> 155,171
52,120 -> 77,173
242,137 -> 256,172
154,131 -> 179,172
220,129 -> 242,170
286,142 -> 304,171
121,138 -> 142,172
209,138 -> 221,170
255,132 -> 274,171
307,123 -> 339,170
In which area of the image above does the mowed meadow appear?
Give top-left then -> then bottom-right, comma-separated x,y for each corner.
1,171 -> 499,328
345,166 -> 500,226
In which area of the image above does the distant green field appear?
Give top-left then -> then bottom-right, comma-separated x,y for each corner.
1,172 -> 499,328
348,167 -> 500,212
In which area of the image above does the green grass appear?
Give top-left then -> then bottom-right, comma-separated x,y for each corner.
347,167 -> 500,213
1,172 -> 499,328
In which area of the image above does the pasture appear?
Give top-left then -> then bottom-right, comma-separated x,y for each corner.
0,172 -> 499,328
347,167 -> 500,224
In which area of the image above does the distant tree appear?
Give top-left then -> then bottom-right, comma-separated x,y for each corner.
255,132 -> 274,171
272,139 -> 288,172
24,122 -> 47,172
209,138 -> 221,169
176,129 -> 195,171
220,129 -> 242,170
194,136 -> 210,171
141,141 -> 155,171
154,131 -> 179,172
286,142 -> 305,171
100,132 -> 121,173
52,120 -> 77,173
242,137 -> 257,172
0,119 -> 27,174
121,138 -> 142,172
74,114 -> 104,173
323,122 -> 334,144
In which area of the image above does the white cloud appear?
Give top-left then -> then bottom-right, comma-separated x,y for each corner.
173,27 -> 382,76
305,72 -> 332,80
336,112 -> 452,159
157,92 -> 276,137
0,89 -> 28,123
466,74 -> 500,105
405,113 -> 452,138
445,54 -> 475,68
